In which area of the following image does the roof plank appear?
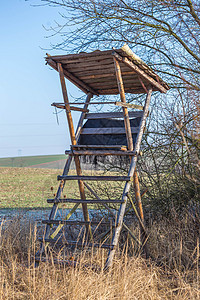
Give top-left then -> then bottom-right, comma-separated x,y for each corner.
45,46 -> 169,95
112,51 -> 168,93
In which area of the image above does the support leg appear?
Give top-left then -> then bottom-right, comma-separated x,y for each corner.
104,86 -> 152,270
133,172 -> 149,258
38,92 -> 93,257
58,62 -> 92,237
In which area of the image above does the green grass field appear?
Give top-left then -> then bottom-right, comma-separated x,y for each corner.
0,154 -> 66,168
0,167 -> 123,209
0,167 -> 80,208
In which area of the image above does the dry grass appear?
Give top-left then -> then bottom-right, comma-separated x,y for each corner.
0,217 -> 199,300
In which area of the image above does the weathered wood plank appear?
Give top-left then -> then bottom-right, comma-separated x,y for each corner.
113,55 -> 134,151
71,65 -> 130,77
59,54 -> 114,64
57,175 -> 131,181
81,127 -> 139,135
98,88 -> 147,95
39,93 -> 93,256
62,58 -> 115,69
83,78 -> 147,87
58,63 -> 91,236
72,145 -> 127,150
113,51 -> 168,93
42,220 -> 110,225
51,101 -> 116,106
47,58 -> 88,94
79,71 -> 136,80
71,63 -> 129,74
46,50 -> 113,61
85,111 -> 143,119
83,76 -> 140,85
115,102 -> 144,110
66,150 -> 135,156
52,101 -> 129,106
47,199 -> 124,204
51,103 -> 89,112
47,58 -> 98,95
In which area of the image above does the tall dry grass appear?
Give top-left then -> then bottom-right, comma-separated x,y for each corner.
0,216 -> 199,300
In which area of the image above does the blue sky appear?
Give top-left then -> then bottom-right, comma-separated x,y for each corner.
0,0 -> 82,158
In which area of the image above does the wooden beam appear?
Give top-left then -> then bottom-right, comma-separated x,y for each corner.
46,50 -> 113,61
47,93 -> 93,239
99,88 -> 146,95
79,71 -> 136,80
58,175 -> 131,181
112,51 -> 168,93
115,102 -> 144,110
65,150 -> 136,156
51,101 -> 117,106
42,220 -> 110,226
51,103 -> 89,112
39,92 -> 93,257
54,54 -> 114,64
47,198 -> 124,204
113,57 -> 134,151
71,145 -> 127,150
58,63 -> 91,236
47,58 -> 98,95
137,75 -> 149,94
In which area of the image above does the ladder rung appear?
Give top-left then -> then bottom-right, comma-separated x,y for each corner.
72,145 -> 127,150
57,175 -> 131,181
38,238 -> 114,249
42,220 -> 111,226
35,257 -> 76,266
47,198 -> 124,204
65,150 -> 135,156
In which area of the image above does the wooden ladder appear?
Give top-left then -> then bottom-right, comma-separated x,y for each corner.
36,62 -> 152,269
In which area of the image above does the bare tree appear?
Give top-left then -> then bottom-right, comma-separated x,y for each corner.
39,0 -> 200,214
41,0 -> 200,90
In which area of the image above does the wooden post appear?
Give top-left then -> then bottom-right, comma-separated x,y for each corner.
133,171 -> 149,258
133,172 -> 144,221
58,62 -> 92,236
104,86 -> 152,270
113,57 -> 133,151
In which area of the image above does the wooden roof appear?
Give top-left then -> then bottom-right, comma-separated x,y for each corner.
46,45 -> 169,96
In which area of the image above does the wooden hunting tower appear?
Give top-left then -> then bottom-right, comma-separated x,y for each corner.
37,44 -> 169,269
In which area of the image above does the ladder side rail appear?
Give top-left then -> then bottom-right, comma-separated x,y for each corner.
44,92 -> 92,241
105,86 -> 152,270
58,62 -> 91,236
114,54 -> 150,254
